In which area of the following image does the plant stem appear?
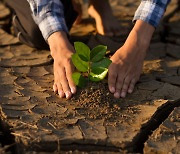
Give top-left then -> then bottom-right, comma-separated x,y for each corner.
87,61 -> 90,88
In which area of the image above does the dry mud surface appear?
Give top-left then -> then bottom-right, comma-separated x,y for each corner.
0,0 -> 180,153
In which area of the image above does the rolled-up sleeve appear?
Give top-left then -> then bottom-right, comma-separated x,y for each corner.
27,0 -> 68,41
133,0 -> 171,27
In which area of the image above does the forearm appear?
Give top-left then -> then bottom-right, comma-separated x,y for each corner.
119,19 -> 155,64
48,31 -> 74,58
129,20 -> 155,50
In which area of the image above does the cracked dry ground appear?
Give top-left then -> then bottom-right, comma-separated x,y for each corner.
0,0 -> 180,153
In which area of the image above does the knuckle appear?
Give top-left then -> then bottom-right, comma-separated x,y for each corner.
123,84 -> 128,89
55,60 -> 62,66
125,75 -> 130,81
124,80 -> 130,85
64,58 -> 72,64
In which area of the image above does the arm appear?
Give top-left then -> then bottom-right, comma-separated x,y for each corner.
108,0 -> 170,98
27,0 -> 76,99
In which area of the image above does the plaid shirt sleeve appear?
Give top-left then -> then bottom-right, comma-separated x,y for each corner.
133,0 -> 171,27
27,0 -> 68,41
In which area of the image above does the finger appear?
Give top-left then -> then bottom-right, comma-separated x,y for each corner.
66,63 -> 76,94
58,68 -> 72,99
114,75 -> 124,98
128,78 -> 136,94
121,76 -> 131,98
56,82 -> 65,98
108,65 -> 117,93
53,83 -> 58,93
53,71 -> 59,94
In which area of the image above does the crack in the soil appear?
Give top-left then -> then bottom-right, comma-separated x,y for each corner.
0,58 -> 53,68
127,98 -> 180,153
58,143 -> 121,153
43,98 -> 180,153
157,78 -> 180,87
0,98 -> 178,153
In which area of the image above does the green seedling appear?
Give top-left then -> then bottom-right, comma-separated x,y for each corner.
72,42 -> 112,87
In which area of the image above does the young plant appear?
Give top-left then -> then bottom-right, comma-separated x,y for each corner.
72,42 -> 112,87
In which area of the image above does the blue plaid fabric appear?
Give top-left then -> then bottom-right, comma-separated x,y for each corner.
27,0 -> 68,41
133,0 -> 171,27
27,0 -> 171,41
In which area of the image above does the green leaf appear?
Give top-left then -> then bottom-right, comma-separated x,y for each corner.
72,53 -> 88,72
72,72 -> 87,87
90,57 -> 111,81
74,42 -> 90,61
92,58 -> 112,69
89,67 -> 108,82
90,45 -> 107,62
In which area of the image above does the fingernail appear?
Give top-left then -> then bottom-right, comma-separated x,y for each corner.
65,91 -> 71,99
121,92 -> 126,98
71,87 -> 76,94
109,87 -> 115,93
128,89 -> 133,93
114,92 -> 120,98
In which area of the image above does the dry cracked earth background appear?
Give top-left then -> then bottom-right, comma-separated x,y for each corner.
0,0 -> 180,153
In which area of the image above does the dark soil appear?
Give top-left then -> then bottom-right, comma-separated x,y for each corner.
0,0 -> 180,153
71,81 -> 122,121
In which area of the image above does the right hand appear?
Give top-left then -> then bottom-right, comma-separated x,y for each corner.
48,31 -> 76,99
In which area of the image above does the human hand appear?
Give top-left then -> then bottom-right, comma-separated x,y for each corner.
48,31 -> 76,99
108,20 -> 155,98
108,44 -> 144,98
